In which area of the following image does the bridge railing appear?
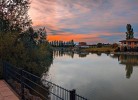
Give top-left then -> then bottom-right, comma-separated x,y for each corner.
2,62 -> 88,100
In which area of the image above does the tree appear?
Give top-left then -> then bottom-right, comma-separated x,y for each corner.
71,40 -> 74,47
0,0 -> 31,32
112,43 -> 118,48
126,24 -> 134,39
0,29 -> 53,76
97,43 -> 102,48
0,0 -> 53,76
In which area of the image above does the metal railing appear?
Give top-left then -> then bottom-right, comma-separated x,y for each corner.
2,62 -> 88,100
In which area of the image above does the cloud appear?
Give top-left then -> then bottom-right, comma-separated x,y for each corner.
47,32 -> 124,44
29,0 -> 138,43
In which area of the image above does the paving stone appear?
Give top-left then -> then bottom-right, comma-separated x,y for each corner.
0,87 -> 10,92
0,81 -> 7,88
0,94 -> 3,100
0,80 -> 19,100
4,95 -> 19,100
0,90 -> 14,97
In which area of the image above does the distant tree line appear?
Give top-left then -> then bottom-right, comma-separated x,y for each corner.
97,43 -> 118,48
49,40 -> 75,47
90,43 -> 118,48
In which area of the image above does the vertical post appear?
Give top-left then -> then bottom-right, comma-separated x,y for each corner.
70,89 -> 76,100
3,62 -> 7,81
2,62 -> 5,79
20,69 -> 24,100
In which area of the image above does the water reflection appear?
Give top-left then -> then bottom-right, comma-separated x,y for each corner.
110,54 -> 138,78
53,50 -> 138,79
47,52 -> 138,100
95,52 -> 102,56
53,50 -> 74,58
53,50 -> 89,58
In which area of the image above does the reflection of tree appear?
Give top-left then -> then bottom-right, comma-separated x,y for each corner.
111,54 -> 138,79
119,55 -> 138,78
126,65 -> 133,79
105,52 -> 110,56
96,52 -> 102,56
79,52 -> 89,58
53,50 -> 75,58
110,54 -> 119,59
53,49 -> 89,58
119,55 -> 138,65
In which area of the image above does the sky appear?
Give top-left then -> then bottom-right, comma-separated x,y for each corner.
28,0 -> 138,44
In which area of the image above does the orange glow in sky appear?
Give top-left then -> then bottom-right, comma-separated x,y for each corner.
29,0 -> 138,43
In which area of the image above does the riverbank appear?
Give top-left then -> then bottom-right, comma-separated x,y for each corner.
82,47 -> 116,53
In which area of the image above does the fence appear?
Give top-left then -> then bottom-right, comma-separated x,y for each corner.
2,62 -> 88,100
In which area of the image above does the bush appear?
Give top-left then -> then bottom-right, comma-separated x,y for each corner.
97,43 -> 103,48
0,31 -> 53,76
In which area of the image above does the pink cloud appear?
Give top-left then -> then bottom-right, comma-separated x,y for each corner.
47,31 -> 123,43
29,0 -> 138,43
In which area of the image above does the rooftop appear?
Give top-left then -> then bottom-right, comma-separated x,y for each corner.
119,38 -> 138,42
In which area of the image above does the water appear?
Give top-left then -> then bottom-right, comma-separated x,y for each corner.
46,51 -> 138,100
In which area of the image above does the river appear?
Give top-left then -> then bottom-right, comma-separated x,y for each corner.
45,51 -> 138,100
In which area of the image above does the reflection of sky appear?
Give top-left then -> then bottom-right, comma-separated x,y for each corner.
29,0 -> 138,43
47,54 -> 138,100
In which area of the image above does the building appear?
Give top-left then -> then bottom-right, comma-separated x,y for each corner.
119,38 -> 138,51
76,42 -> 89,48
119,24 -> 138,52
78,42 -> 87,46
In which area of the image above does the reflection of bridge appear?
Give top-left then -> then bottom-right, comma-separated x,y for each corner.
110,54 -> 138,78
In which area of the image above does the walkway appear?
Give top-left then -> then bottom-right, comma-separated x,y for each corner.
0,80 -> 19,100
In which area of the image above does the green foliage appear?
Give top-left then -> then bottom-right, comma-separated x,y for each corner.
0,31 -> 53,76
0,0 -> 31,32
126,24 -> 134,39
83,47 -> 116,53
0,0 -> 53,77
112,43 -> 118,48
97,43 -> 103,48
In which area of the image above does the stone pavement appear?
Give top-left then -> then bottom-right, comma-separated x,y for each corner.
0,80 -> 19,100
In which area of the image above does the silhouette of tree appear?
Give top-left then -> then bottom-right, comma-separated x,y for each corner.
112,43 -> 118,48
71,40 -> 75,47
97,43 -> 102,48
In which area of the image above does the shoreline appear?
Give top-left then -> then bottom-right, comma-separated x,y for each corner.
111,52 -> 138,55
51,47 -> 138,55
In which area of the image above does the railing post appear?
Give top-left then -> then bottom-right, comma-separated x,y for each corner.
2,62 -> 5,79
20,68 -> 24,100
70,89 -> 76,100
2,62 -> 7,80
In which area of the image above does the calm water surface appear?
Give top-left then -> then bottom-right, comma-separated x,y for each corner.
46,51 -> 138,100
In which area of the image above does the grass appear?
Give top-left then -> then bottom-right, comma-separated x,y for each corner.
83,46 -> 116,53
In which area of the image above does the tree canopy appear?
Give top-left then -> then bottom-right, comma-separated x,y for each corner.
0,0 -> 53,76
0,0 -> 31,32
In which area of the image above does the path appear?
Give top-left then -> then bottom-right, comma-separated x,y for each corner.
0,80 -> 19,100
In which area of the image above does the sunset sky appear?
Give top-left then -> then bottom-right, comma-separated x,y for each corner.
28,0 -> 138,43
